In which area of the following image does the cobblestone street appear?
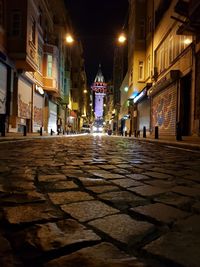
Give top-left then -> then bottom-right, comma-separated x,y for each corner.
0,135 -> 200,267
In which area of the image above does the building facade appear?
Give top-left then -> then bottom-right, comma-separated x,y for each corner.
0,0 -> 87,135
127,0 -> 199,139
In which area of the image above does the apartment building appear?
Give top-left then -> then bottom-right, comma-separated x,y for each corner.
128,0 -> 199,138
0,0 -> 86,135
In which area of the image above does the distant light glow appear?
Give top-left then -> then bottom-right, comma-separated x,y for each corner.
118,33 -> 127,43
124,86 -> 128,92
184,38 -> 192,45
66,34 -> 74,44
83,89 -> 87,93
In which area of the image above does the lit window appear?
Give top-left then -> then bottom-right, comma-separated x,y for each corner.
138,61 -> 144,80
38,46 -> 43,73
47,55 -> 53,77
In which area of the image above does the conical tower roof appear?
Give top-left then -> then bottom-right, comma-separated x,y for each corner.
94,64 -> 105,83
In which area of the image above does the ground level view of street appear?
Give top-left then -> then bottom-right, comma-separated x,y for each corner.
0,135 -> 200,267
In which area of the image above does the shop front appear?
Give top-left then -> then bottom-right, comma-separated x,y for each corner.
0,62 -> 7,135
33,85 -> 44,132
17,77 -> 32,132
148,70 -> 179,136
133,85 -> 151,136
48,100 -> 57,133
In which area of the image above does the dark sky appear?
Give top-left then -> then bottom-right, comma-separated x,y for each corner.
65,0 -> 129,86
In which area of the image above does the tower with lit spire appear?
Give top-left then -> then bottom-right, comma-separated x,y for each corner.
91,64 -> 107,120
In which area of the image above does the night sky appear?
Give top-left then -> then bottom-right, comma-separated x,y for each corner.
65,0 -> 129,86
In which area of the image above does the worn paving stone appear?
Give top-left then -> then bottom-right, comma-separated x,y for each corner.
174,214 -> 200,233
98,191 -> 148,209
192,202 -> 200,213
76,177 -> 111,186
128,185 -> 169,197
111,178 -> 144,188
154,192 -> 192,209
89,214 -> 155,245
38,174 -> 67,182
0,234 -> 23,267
172,186 -> 200,197
143,232 -> 200,267
88,170 -> 124,179
42,180 -> 78,191
131,203 -> 190,224
3,203 -> 62,224
61,200 -> 119,222
144,179 -> 176,189
142,171 -> 173,179
125,174 -> 150,180
12,219 -> 101,253
48,191 -> 94,204
44,242 -> 147,267
86,185 -> 120,194
0,191 -> 46,204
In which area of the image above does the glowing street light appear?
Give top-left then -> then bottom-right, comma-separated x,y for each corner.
118,32 -> 127,44
83,89 -> 87,93
66,34 -> 74,44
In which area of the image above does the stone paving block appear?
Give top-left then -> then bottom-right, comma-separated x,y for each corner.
143,232 -> 200,267
48,191 -> 94,205
77,177 -> 111,186
112,168 -> 131,174
142,171 -> 173,179
0,191 -> 46,204
172,186 -> 200,197
86,185 -> 120,194
99,191 -> 148,209
125,174 -> 150,180
44,242 -> 147,267
192,202 -> 200,213
12,219 -> 101,253
97,164 -> 117,170
3,203 -> 62,224
0,233 -> 23,267
38,174 -> 67,182
128,185 -> 169,197
88,170 -> 124,179
111,178 -> 144,188
89,214 -> 154,245
131,203 -> 189,224
144,179 -> 176,189
174,215 -> 200,233
154,192 -> 192,209
42,181 -> 78,191
61,200 -> 119,222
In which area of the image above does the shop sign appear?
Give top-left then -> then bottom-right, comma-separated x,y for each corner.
35,85 -> 44,95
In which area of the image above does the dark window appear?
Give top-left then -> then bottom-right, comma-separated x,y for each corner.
0,0 -> 4,27
11,10 -> 22,36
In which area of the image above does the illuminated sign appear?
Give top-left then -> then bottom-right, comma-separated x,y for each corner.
35,85 -> 44,95
133,89 -> 147,103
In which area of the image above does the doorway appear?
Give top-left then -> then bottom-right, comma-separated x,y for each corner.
180,73 -> 191,136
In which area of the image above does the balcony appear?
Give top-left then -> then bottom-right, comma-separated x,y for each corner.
43,77 -> 59,94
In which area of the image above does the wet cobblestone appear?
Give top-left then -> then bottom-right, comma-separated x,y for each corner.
0,135 -> 200,266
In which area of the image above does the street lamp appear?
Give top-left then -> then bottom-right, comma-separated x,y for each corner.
118,32 -> 127,44
66,34 -> 74,44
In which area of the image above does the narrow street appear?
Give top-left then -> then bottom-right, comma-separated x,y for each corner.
0,135 -> 200,267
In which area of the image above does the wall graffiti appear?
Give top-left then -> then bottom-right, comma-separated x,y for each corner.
34,106 -> 43,127
18,95 -> 31,118
152,88 -> 176,130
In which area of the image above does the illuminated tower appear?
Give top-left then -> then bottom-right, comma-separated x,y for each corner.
91,65 -> 107,119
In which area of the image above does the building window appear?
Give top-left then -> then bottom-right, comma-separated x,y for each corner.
30,18 -> 36,45
47,55 -> 53,77
0,0 -> 4,27
138,61 -> 144,81
139,19 -> 145,40
38,46 -> 43,73
38,7 -> 42,26
169,36 -> 174,64
11,10 -> 21,36
147,55 -> 151,78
